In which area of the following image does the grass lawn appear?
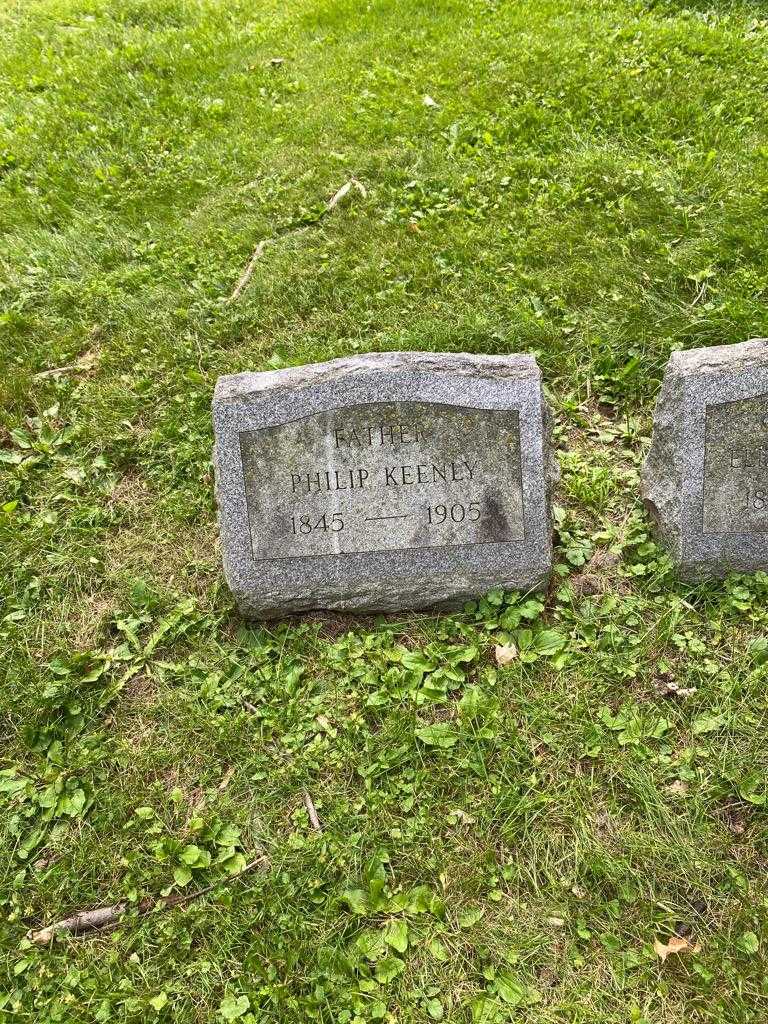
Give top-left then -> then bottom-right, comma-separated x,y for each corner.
2,0 -> 768,1020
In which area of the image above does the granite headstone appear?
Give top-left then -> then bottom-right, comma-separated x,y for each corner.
642,339 -> 768,578
213,352 -> 557,617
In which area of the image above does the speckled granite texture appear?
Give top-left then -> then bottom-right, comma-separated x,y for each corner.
641,339 -> 768,578
213,352 -> 557,618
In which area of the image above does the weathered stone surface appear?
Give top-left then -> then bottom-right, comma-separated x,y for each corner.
213,352 -> 557,617
641,339 -> 768,578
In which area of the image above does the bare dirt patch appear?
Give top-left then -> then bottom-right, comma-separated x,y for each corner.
71,593 -> 116,651
109,469 -> 152,521
570,547 -> 630,599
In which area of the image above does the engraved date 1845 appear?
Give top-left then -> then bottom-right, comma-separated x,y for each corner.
739,488 -> 768,513
290,513 -> 344,535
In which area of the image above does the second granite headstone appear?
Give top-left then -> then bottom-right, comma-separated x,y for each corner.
213,352 -> 557,617
642,338 -> 768,578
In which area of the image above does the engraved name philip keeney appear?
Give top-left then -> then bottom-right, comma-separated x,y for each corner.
703,393 -> 768,535
239,401 -> 525,559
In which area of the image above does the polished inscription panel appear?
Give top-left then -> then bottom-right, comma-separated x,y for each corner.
239,402 -> 524,560
703,393 -> 768,535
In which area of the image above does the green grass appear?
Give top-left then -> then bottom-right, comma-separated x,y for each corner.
2,0 -> 768,1020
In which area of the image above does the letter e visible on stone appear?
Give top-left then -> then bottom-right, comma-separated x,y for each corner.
213,352 -> 558,616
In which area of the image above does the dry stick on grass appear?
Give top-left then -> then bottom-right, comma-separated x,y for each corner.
325,176 -> 367,210
34,351 -> 99,380
228,238 -> 270,303
227,177 -> 367,303
690,279 -> 709,307
302,788 -> 322,832
27,854 -> 269,945
34,362 -> 83,380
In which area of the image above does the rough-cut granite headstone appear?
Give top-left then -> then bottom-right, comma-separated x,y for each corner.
642,339 -> 768,578
213,352 -> 557,617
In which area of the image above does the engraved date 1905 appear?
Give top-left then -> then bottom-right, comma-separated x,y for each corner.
426,501 -> 481,524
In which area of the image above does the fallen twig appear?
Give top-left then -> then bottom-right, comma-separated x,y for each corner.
156,855 -> 268,912
302,788 -> 322,832
325,176 -> 367,210
228,239 -> 270,303
227,177 -> 366,302
28,903 -> 126,944
27,855 -> 269,944
690,280 -> 708,307
34,363 -> 82,380
34,351 -> 98,380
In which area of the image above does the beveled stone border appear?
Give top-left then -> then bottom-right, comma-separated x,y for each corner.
213,353 -> 556,617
